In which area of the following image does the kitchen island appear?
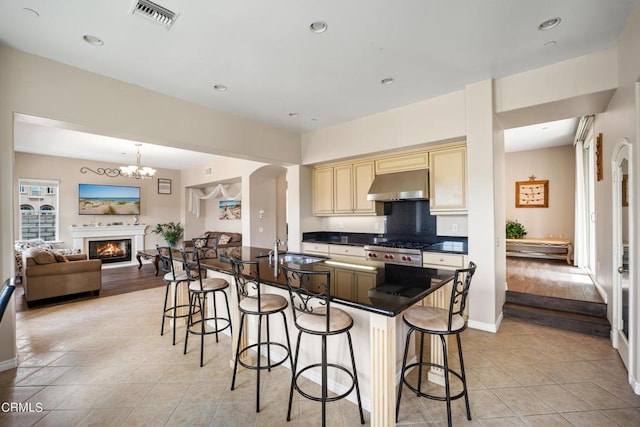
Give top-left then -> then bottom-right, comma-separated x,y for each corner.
194,246 -> 456,427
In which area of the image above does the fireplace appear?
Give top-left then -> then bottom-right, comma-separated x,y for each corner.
88,239 -> 132,264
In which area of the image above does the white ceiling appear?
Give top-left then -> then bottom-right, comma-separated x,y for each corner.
2,0 -> 636,165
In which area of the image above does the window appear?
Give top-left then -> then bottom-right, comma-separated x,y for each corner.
18,179 -> 59,241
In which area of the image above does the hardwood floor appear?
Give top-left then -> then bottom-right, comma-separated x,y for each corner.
506,257 -> 603,303
15,263 -> 166,313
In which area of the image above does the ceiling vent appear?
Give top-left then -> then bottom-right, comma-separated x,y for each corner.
204,167 -> 212,176
131,0 -> 178,29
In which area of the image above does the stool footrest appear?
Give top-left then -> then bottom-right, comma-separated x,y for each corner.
163,304 -> 192,319
401,361 -> 466,402
237,342 -> 290,371
186,318 -> 231,336
293,363 -> 356,403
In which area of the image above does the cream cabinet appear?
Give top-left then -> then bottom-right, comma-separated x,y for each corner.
312,167 -> 334,215
375,150 -> 428,174
313,160 -> 378,216
329,244 -> 366,260
428,145 -> 467,213
301,242 -> 330,256
422,252 -> 467,270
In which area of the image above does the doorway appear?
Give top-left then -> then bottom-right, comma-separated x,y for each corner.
612,138 -> 632,370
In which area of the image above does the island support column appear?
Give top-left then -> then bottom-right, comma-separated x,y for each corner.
369,313 -> 397,427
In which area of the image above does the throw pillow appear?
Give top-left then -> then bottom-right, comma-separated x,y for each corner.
193,238 -> 207,249
218,234 -> 231,245
25,247 -> 57,265
54,253 -> 69,262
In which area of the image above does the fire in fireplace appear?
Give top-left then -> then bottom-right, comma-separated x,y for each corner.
88,239 -> 132,264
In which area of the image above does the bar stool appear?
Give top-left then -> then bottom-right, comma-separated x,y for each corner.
282,265 -> 364,427
181,248 -> 232,367
157,246 -> 192,345
230,258 -> 293,413
396,261 -> 477,427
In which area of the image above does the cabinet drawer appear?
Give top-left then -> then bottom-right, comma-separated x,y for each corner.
329,245 -> 365,258
302,242 -> 330,255
422,252 -> 465,269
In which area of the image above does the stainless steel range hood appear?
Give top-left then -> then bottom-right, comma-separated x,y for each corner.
366,169 -> 429,201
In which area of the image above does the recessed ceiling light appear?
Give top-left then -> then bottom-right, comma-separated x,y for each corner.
288,112 -> 299,118
310,21 -> 327,33
381,77 -> 394,85
538,17 -> 561,31
544,40 -> 557,47
22,8 -> 39,17
82,35 -> 104,46
213,84 -> 227,91
310,118 -> 318,121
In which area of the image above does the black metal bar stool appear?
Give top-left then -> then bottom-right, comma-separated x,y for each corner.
157,246 -> 192,345
230,258 -> 293,413
396,261 -> 477,427
282,265 -> 364,427
181,247 -> 232,367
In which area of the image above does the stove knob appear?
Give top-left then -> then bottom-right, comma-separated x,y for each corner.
369,253 -> 377,258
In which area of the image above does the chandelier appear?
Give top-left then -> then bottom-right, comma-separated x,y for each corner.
119,144 -> 156,179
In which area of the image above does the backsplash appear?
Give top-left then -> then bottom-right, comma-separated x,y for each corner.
384,200 -> 437,243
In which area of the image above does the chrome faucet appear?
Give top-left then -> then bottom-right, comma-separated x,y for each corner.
268,238 -> 284,268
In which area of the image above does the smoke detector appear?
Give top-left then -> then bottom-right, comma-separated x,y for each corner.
131,0 -> 178,29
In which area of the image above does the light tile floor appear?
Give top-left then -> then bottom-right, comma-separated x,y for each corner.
1,286 -> 639,426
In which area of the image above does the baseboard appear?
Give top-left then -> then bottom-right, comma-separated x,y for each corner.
468,311 -> 502,333
0,356 -> 18,372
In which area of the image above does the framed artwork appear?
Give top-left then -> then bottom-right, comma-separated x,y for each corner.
158,178 -> 171,195
596,133 -> 603,182
219,200 -> 241,220
516,179 -> 548,208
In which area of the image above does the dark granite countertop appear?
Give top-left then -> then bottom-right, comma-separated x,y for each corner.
302,232 -> 468,254
199,246 -> 456,317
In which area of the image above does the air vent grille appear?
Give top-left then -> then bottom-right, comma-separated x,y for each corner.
131,0 -> 178,29
204,167 -> 212,176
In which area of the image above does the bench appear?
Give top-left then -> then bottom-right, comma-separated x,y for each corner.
506,237 -> 573,265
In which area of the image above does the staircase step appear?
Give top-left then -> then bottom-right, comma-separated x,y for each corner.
506,291 -> 607,317
503,303 -> 611,337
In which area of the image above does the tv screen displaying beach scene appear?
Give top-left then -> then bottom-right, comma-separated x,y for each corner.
79,184 -> 141,215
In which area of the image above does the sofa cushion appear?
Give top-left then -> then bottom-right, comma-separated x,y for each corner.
25,247 -> 57,265
54,253 -> 69,263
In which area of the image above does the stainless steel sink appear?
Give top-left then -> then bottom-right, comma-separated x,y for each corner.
257,252 -> 327,265
278,253 -> 327,265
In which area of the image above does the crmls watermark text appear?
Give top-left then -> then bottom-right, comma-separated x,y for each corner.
1,402 -> 44,413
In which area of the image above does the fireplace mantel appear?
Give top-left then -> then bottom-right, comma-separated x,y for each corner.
70,225 -> 148,268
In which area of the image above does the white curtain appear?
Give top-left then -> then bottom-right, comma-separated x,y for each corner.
573,115 -> 594,267
574,140 -> 588,267
188,185 -> 241,218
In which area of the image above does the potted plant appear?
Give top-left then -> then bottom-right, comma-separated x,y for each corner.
505,219 -> 527,239
152,221 -> 184,248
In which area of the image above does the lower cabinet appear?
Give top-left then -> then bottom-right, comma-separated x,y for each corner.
330,267 -> 383,300
422,252 -> 467,270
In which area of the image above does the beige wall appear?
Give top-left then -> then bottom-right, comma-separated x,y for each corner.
14,152 -> 182,249
505,145 -> 576,243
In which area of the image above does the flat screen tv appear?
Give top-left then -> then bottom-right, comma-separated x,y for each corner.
79,184 -> 141,215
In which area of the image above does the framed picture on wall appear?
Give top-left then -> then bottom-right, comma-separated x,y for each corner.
516,179 -> 548,208
219,200 -> 241,220
158,178 -> 171,195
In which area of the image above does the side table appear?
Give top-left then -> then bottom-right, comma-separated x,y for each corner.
136,249 -> 160,275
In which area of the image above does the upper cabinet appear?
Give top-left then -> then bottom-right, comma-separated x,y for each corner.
374,150 -> 428,174
312,166 -> 334,215
313,160 -> 379,216
312,142 -> 466,216
429,144 -> 467,214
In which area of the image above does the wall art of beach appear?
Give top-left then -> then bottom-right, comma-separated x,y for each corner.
79,184 -> 141,215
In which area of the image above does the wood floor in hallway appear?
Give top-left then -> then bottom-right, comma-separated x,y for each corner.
506,257 -> 603,304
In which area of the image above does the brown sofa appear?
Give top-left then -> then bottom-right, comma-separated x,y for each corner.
22,248 -> 102,305
183,231 -> 242,255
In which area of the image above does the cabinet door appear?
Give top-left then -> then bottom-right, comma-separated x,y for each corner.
429,145 -> 467,213
353,161 -> 376,213
375,151 -> 428,174
333,164 -> 354,214
354,271 -> 378,301
332,268 -> 354,299
313,167 -> 334,215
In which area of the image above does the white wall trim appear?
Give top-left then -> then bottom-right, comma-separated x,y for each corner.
468,311 -> 502,333
0,356 -> 18,372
